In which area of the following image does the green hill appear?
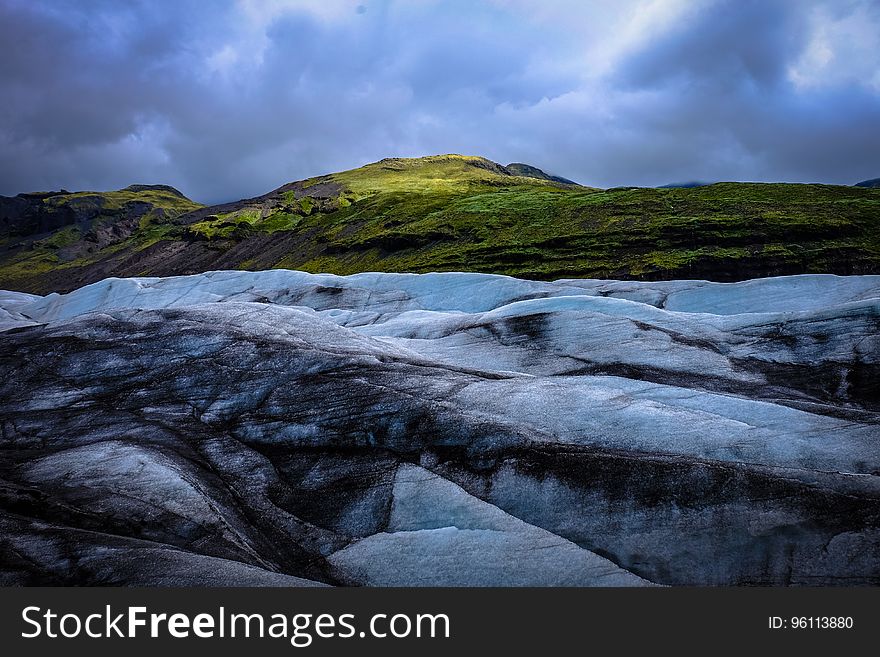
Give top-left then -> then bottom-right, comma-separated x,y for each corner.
1,155 -> 879,293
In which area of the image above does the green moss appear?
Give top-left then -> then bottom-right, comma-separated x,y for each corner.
272,174 -> 879,281
189,209 -> 261,239
257,211 -> 300,233
37,226 -> 81,249
189,208 -> 303,239
132,224 -> 177,250
0,252 -> 60,281
3,157 -> 880,292
50,188 -> 201,215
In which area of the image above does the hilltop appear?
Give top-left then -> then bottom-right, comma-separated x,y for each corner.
1,154 -> 879,293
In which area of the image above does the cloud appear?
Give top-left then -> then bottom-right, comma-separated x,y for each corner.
0,0 -> 878,203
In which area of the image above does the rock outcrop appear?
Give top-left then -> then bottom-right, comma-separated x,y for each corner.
1,271 -> 878,586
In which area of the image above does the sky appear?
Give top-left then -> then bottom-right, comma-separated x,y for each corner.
1,0 -> 879,204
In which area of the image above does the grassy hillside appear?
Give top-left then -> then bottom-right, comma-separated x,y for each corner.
0,185 -> 203,292
1,155 -> 879,293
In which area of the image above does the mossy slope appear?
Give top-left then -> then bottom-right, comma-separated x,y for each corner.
0,185 -> 202,290
2,155 -> 878,293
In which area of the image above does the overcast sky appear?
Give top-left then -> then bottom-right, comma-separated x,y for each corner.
1,0 -> 879,203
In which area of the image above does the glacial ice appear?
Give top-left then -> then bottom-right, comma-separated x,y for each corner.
0,270 -> 878,586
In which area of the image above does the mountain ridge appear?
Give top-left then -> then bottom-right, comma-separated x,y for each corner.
1,154 -> 879,294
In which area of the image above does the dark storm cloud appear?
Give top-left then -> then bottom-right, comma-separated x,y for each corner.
603,0 -> 880,185
1,0 -> 878,203
620,0 -> 803,89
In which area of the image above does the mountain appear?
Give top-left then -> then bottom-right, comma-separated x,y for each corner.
0,184 -> 198,236
658,180 -> 712,188
2,270 -> 878,585
503,162 -> 577,184
2,154 -> 879,294
0,184 -> 203,292
855,177 -> 880,188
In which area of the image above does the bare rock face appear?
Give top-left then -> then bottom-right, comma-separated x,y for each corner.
1,271 -> 878,586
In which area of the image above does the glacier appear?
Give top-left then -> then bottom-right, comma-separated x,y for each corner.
0,270 -> 878,586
